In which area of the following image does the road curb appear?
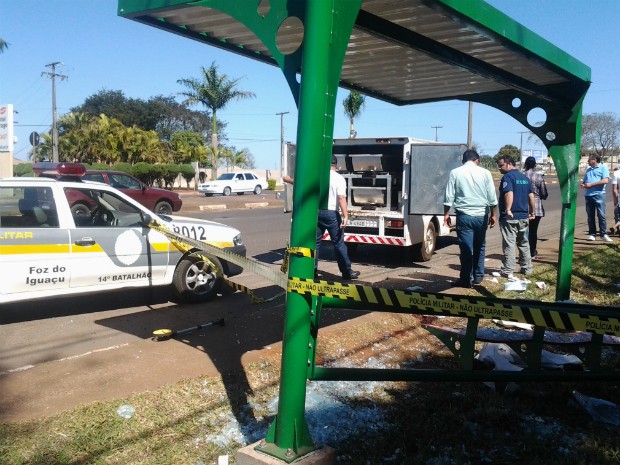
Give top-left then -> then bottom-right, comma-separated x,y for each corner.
244,202 -> 269,209
199,204 -> 227,211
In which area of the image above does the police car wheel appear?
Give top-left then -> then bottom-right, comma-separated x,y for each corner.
173,254 -> 223,303
223,187 -> 232,196
253,185 -> 262,195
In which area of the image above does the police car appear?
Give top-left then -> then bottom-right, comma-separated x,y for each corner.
0,163 -> 245,304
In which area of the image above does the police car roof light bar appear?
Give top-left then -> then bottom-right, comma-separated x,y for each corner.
33,162 -> 87,178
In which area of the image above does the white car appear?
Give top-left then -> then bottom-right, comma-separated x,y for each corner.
198,172 -> 268,196
0,164 -> 246,304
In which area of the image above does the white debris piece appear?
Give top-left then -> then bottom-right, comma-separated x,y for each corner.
573,391 -> 620,426
504,280 -> 528,291
493,320 -> 534,330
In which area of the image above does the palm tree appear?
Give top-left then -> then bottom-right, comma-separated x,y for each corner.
0,39 -> 8,53
177,62 -> 255,180
343,90 -> 366,139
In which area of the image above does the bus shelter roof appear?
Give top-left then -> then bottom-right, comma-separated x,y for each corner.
118,0 -> 590,112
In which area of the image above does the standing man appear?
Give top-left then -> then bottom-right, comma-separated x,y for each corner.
316,156 -> 359,280
444,149 -> 497,288
497,155 -> 535,279
581,154 -> 612,242
609,165 -> 620,235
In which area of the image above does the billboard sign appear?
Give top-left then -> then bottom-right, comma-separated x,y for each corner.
521,149 -> 546,163
0,104 -> 14,152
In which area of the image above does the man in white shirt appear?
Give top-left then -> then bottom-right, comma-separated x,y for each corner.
285,156 -> 359,280
315,156 -> 359,280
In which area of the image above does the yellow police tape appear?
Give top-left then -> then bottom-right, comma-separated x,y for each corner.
149,219 -> 287,304
149,220 -> 620,336
286,277 -> 620,336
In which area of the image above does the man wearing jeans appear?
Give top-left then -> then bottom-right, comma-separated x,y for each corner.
443,149 -> 497,288
497,155 -> 535,279
315,156 -> 360,280
581,154 -> 612,242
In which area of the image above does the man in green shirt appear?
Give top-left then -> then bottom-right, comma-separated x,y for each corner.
444,150 -> 498,287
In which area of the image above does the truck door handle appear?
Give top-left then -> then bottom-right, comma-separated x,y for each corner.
75,237 -> 96,246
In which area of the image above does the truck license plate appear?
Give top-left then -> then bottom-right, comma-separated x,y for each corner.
349,218 -> 378,228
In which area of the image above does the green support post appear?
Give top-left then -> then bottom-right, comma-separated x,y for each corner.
256,1 -> 362,461
551,109 -> 583,301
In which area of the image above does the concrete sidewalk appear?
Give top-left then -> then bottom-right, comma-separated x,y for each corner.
177,189 -> 285,212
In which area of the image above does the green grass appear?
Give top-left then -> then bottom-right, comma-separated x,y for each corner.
2,245 -> 620,465
489,242 -> 620,306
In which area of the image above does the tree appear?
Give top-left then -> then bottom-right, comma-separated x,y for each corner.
342,90 -> 366,138
0,39 -> 8,53
73,90 -> 161,131
151,95 -> 223,143
170,130 -> 208,164
228,147 -> 249,170
478,155 -> 496,170
581,112 -> 620,161
37,113 -> 168,165
495,144 -> 520,163
177,62 -> 255,180
179,164 -> 196,189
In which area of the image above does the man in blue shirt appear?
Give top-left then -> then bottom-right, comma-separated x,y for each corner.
444,149 -> 497,288
497,155 -> 535,279
581,154 -> 612,242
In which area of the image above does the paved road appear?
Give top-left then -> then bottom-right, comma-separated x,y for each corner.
0,179 -> 615,421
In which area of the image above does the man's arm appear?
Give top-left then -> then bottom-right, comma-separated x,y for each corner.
443,204 -> 452,227
504,191 -> 514,219
337,195 -> 348,229
488,206 -> 497,228
582,177 -> 609,188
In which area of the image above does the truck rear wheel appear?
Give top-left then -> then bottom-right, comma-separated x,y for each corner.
411,221 -> 436,262
173,254 -> 223,303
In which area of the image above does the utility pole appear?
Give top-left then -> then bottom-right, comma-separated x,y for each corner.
276,111 -> 289,179
467,102 -> 474,148
42,62 -> 68,162
518,130 -> 529,168
432,125 -> 443,142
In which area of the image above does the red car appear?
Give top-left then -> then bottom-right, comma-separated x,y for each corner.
33,164 -> 182,217
82,171 -> 182,215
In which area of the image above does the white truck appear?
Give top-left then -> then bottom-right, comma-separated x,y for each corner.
285,137 -> 465,261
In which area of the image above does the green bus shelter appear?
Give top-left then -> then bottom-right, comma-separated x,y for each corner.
119,1 -> 591,461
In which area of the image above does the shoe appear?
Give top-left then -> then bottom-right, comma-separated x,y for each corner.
500,272 -> 515,280
603,235 -> 613,243
342,270 -> 360,280
454,279 -> 472,288
587,235 -> 596,241
522,269 -> 532,276
473,277 -> 484,285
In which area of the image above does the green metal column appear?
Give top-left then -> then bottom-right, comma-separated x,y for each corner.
551,109 -> 583,301
257,1 -> 362,461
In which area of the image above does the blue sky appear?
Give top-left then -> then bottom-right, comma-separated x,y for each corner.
1,1 -> 619,169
